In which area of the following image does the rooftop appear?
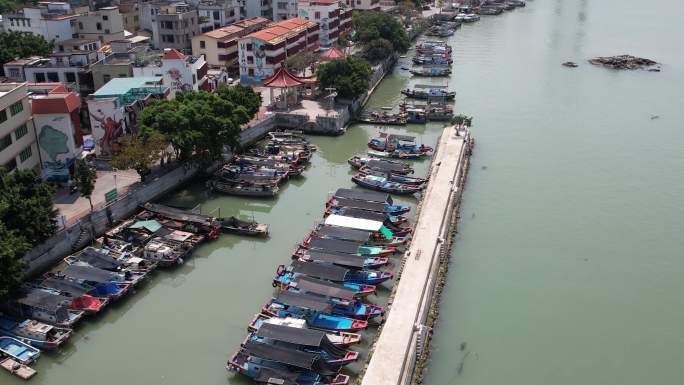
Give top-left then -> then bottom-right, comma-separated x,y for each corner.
0,83 -> 25,99
29,83 -> 81,114
93,76 -> 164,97
245,18 -> 317,44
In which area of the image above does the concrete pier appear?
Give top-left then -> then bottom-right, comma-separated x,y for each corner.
361,125 -> 472,385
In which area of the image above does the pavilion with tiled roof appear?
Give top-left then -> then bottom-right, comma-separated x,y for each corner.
319,47 -> 346,61
262,66 -> 316,110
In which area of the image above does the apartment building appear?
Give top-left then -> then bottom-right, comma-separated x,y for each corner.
197,0 -> 240,32
239,0 -> 298,21
89,36 -> 153,90
237,17 -> 319,83
119,2 -> 140,32
150,2 -> 200,50
2,3 -> 82,43
298,0 -> 352,47
74,6 -> 125,42
133,48 -> 218,98
0,83 -> 39,173
28,83 -> 83,182
191,16 -> 270,69
342,0 -> 380,10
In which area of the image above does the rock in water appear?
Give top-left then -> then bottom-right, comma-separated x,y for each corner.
588,55 -> 658,70
562,61 -> 578,68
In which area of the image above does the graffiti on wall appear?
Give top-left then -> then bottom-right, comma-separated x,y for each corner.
88,99 -> 125,157
38,122 -> 72,182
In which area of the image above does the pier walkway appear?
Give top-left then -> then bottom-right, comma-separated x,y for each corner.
362,125 -> 470,385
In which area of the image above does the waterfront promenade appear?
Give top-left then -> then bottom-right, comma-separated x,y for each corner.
362,125 -> 471,385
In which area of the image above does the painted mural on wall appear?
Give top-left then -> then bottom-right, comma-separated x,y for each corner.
38,122 -> 72,182
88,99 -> 125,157
252,40 -> 269,79
166,67 -> 192,92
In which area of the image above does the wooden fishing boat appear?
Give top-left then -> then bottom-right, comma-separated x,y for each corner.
0,317 -> 71,350
211,180 -> 279,197
400,102 -> 454,121
4,288 -> 85,327
409,66 -> 452,77
139,202 -> 221,238
368,133 -> 433,154
43,272 -> 129,302
412,55 -> 453,65
142,236 -> 192,267
293,247 -> 390,270
455,12 -> 480,22
280,260 -> 393,286
347,156 -> 414,174
247,323 -> 359,367
358,168 -> 427,186
0,337 -> 40,365
367,149 -> 426,160
301,235 -> 396,257
263,291 -> 368,331
274,264 -> 377,297
220,216 -> 269,236
401,87 -> 456,100
0,357 -> 37,380
34,276 -> 109,314
357,111 -> 407,126
326,196 -> 411,216
59,265 -> 133,300
248,314 -> 362,347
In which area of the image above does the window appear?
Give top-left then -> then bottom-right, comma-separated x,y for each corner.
4,158 -> 17,172
65,72 -> 76,83
315,11 -> 320,19
78,22 -> 83,29
0,134 -> 11,151
14,124 -> 28,139
96,22 -> 102,30
59,45 -> 65,52
247,56 -> 253,63
246,43 -> 252,50
9,101 -> 23,116
8,68 -> 20,78
0,109 -> 6,124
192,74 -> 196,84
200,40 -> 206,49
19,145 -> 32,163
35,73 -> 46,82
213,11 -> 220,19
103,74 -> 111,83
102,15 -> 109,20
47,72 -> 59,82
105,29 -> 110,34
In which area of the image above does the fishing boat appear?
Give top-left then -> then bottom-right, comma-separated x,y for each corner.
274,282 -> 382,321
317,219 -> 408,247
455,12 -> 480,22
0,317 -> 71,350
220,216 -> 269,236
64,247 -> 147,286
412,55 -> 453,65
478,5 -> 503,15
425,26 -> 455,37
35,276 -> 109,314
347,156 -> 414,175
400,102 -> 454,121
0,337 -> 40,365
263,291 -> 368,331
142,237 -> 192,267
357,111 -> 407,126
368,149 -> 426,160
358,168 -> 427,186
215,168 -> 284,186
232,155 -> 304,176
211,179 -> 279,197
248,314 -> 361,347
228,346 -> 349,385
367,133 -> 433,154
59,265 -> 132,300
333,188 -> 394,205
326,196 -> 410,216
409,66 -> 451,77
139,202 -> 221,238
401,87 -> 456,100
281,266 -> 376,297
280,260 -> 393,286
247,323 -> 358,367
326,208 -> 408,228
352,174 -> 424,195
294,248 -> 390,270
302,235 -> 396,257
4,289 -> 85,327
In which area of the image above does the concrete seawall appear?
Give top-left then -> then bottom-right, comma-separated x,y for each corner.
361,125 -> 473,385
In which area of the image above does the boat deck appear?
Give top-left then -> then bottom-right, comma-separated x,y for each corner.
1,358 -> 37,380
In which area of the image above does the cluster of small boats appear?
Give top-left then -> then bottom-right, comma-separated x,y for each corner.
211,132 -> 314,198
227,188 -> 414,385
409,41 -> 452,78
0,203 -> 266,379
365,133 -> 433,160
477,0 -> 526,15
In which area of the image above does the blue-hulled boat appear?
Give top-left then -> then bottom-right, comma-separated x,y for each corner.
275,265 -> 377,296
312,223 -> 407,247
293,248 -> 390,270
326,196 -> 410,216
352,174 -> 424,195
367,133 -> 433,154
347,156 -> 415,175
262,291 -> 369,329
0,336 -> 40,365
228,348 -> 349,385
358,168 -> 427,186
278,261 -> 393,286
248,314 -> 362,347
247,323 -> 358,367
302,236 -> 396,257
0,317 -> 71,350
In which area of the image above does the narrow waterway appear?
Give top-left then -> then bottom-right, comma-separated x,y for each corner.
11,1 -> 683,384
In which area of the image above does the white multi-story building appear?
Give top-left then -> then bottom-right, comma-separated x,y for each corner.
239,0 -> 298,21
298,0 -> 352,47
197,0 -> 240,33
342,0 -> 380,10
133,48 -> 217,97
0,83 -> 40,173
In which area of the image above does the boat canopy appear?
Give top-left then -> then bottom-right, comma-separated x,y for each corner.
367,159 -> 408,173
300,250 -> 367,269
291,260 -> 349,282
330,197 -> 388,213
315,224 -> 372,242
16,289 -> 71,311
63,265 -> 118,283
379,133 -> 415,142
74,247 -> 123,270
307,237 -> 361,254
142,202 -> 215,227
324,214 -> 384,232
337,208 -> 387,223
253,367 -> 299,385
291,276 -> 356,301
128,220 -> 163,233
275,291 -> 334,313
256,323 -> 346,358
334,188 -> 393,205
243,340 -> 318,369
40,277 -> 89,297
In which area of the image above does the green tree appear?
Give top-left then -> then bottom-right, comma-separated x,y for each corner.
353,11 -> 410,53
285,51 -> 317,74
74,159 -> 96,211
0,31 -> 53,76
112,132 -> 167,181
0,221 -> 29,297
361,38 -> 395,63
139,90 -> 251,162
0,168 -> 58,245
316,56 -> 373,100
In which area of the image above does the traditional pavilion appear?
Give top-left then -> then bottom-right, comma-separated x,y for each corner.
319,47 -> 346,62
262,66 -> 316,110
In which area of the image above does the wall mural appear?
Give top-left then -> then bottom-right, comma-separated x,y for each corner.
91,105 -> 124,157
38,123 -> 71,182
167,67 -> 192,91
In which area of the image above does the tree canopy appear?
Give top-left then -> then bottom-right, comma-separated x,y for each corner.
361,38 -> 395,63
0,168 -> 58,296
316,56 -> 373,100
0,31 -> 53,76
353,11 -> 410,54
138,87 -> 260,162
74,159 -> 96,211
112,132 -> 168,181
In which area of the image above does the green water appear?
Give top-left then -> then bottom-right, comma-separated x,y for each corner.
11,1 -> 684,384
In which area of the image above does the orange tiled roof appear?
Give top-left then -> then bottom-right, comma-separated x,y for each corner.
244,18 -> 317,44
162,48 -> 185,60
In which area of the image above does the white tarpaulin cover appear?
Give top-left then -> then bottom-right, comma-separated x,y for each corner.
324,214 -> 383,232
